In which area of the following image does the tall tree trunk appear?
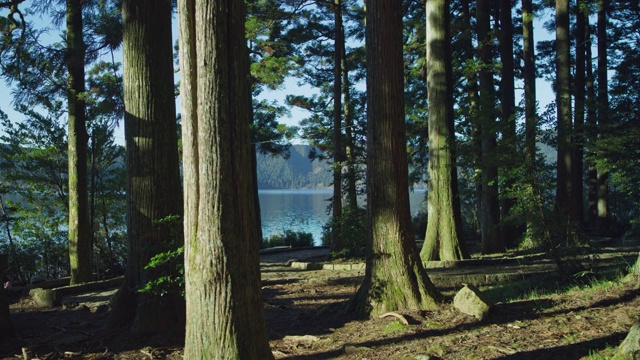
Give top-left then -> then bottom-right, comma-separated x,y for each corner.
178,0 -> 274,357
461,0 -> 482,237
596,0 -> 609,233
342,30 -> 358,210
555,0 -> 574,239
353,0 -> 441,317
108,0 -> 185,334
585,6 -> 598,226
477,0 -> 502,254
66,0 -> 92,285
499,0 -> 518,247
574,1 -> 587,228
522,0 -> 544,241
331,0 -> 344,253
0,254 -> 14,339
421,0 -> 468,261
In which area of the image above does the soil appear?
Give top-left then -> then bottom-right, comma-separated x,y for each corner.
1,245 -> 639,360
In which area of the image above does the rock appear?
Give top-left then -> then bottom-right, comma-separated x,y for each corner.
453,284 -> 492,320
343,344 -> 372,354
282,335 -> 319,345
619,321 -> 640,356
29,288 -> 58,307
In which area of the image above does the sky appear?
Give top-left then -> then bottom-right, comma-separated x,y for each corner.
0,6 -> 560,148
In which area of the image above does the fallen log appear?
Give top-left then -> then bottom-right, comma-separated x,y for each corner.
30,276 -> 123,307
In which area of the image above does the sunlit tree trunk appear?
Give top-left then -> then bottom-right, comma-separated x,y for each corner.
421,0 -> 468,261
178,0 -> 274,357
108,0 -> 184,334
555,0 -> 574,238
353,0 -> 441,317
66,0 -> 92,285
477,0 -> 502,254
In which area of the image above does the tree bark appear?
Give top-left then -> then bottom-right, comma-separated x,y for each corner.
499,0 -> 519,247
331,0 -> 344,253
108,0 -> 184,334
596,0 -> 609,233
342,20 -> 358,210
66,0 -> 92,285
522,0 -> 540,240
573,1 -> 587,228
477,0 -> 502,254
421,0 -> 468,261
555,0 -> 574,238
353,0 -> 441,317
178,0 -> 274,358
0,254 -> 14,339
461,0 -> 482,236
586,14 -> 598,227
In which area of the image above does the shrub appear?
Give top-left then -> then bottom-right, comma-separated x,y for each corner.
322,207 -> 367,259
261,230 -> 314,249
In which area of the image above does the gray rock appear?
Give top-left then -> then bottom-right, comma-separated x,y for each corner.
453,284 -> 492,320
343,345 -> 372,354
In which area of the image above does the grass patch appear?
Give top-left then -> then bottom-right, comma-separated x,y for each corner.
382,321 -> 408,335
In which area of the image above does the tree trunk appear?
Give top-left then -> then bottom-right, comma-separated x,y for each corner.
586,15 -> 598,227
499,0 -> 518,247
66,0 -> 92,285
477,0 -> 502,254
108,0 -> 185,334
178,0 -> 274,357
522,0 -> 541,240
573,1 -> 587,228
596,0 -> 609,233
331,0 -> 344,253
353,0 -> 441,317
555,0 -> 574,239
0,254 -> 14,339
342,24 -> 358,210
618,321 -> 640,356
421,0 -> 468,261
461,0 -> 482,237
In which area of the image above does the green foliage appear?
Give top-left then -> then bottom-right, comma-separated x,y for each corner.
138,246 -> 184,298
138,214 -> 185,298
261,230 -> 314,249
322,207 -> 367,259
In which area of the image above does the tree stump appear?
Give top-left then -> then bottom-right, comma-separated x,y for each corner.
0,254 -> 14,339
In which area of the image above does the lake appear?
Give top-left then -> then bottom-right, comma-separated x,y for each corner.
259,189 -> 427,245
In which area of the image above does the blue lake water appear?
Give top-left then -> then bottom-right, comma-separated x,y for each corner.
258,189 -> 427,245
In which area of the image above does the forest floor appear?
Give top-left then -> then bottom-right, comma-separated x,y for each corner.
1,242 -> 639,360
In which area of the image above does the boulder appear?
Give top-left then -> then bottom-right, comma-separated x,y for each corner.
453,284 -> 492,320
29,288 -> 58,307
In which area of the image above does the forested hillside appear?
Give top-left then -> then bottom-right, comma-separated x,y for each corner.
256,144 -> 333,189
